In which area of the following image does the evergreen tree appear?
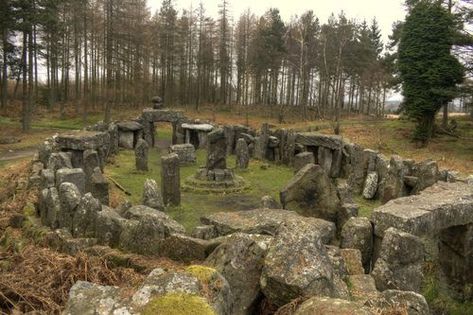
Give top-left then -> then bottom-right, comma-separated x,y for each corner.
398,0 -> 464,144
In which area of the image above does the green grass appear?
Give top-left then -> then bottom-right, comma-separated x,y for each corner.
106,128 -> 294,231
354,195 -> 382,218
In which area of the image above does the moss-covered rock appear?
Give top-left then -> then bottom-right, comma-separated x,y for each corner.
142,293 -> 215,315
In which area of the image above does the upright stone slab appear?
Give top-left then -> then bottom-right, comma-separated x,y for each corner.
318,147 -> 333,176
235,138 -> 249,169
294,152 -> 315,173
169,144 -> 196,165
256,123 -> 270,160
83,149 -> 100,193
135,138 -> 149,171
56,168 -> 86,195
90,167 -> 109,205
206,129 -> 227,170
224,125 -> 236,155
161,153 -> 180,206
142,179 -> 164,211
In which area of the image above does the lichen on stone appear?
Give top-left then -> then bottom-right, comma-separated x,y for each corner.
141,293 -> 215,315
185,265 -> 217,284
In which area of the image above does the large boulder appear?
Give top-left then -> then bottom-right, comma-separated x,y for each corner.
72,193 -> 101,238
202,208 -> 335,244
340,217 -> 373,272
132,267 -> 233,315
280,163 -> 341,222
369,290 -> 430,315
293,152 -> 314,173
371,228 -> 424,292
63,281 -> 124,315
380,155 -> 409,203
135,138 -> 149,171
412,160 -> 439,193
56,168 -> 86,194
292,296 -> 372,315
260,221 -> 348,307
362,172 -> 378,200
206,233 -> 272,315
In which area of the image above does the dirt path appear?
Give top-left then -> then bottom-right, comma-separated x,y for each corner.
0,147 -> 37,162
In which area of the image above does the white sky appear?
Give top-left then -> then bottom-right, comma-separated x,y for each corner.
147,0 -> 408,43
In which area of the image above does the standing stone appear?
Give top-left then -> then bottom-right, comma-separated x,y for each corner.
90,167 -> 109,205
318,147 -> 333,176
83,149 -> 100,193
280,163 -> 341,222
281,130 -> 296,166
56,168 -> 86,195
161,153 -> 180,206
142,179 -> 164,211
108,123 -> 119,155
294,152 -> 315,173
381,155 -> 409,203
255,123 -> 270,160
362,172 -> 379,200
58,182 -> 82,232
412,160 -> 439,193
135,138 -> 149,171
206,129 -> 227,170
48,152 -> 73,172
224,125 -> 236,155
235,138 -> 249,169
371,228 -> 424,293
260,195 -> 280,209
340,217 -> 373,272
169,144 -> 196,165
330,149 -> 343,178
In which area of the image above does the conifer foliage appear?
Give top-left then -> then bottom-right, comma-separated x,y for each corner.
398,0 -> 464,144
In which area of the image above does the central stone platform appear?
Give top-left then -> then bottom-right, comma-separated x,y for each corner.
183,128 -> 247,193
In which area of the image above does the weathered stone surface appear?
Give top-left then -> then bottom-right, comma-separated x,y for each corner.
40,187 -> 60,228
337,203 -> 359,232
95,206 -> 127,247
348,275 -> 378,303
191,225 -> 217,240
255,123 -> 270,160
56,131 -> 108,151
202,208 -> 336,244
158,234 -> 216,262
118,130 -> 134,149
341,217 -> 373,272
371,228 -> 424,292
58,182 -> 82,232
89,167 -> 109,205
206,129 -> 227,170
170,143 -> 196,165
142,179 -> 164,211
64,281 -> 124,315
345,143 -> 366,194
318,146 -> 333,175
72,193 -> 101,237
46,229 -> 97,256
371,290 -> 430,315
235,138 -> 249,169
83,149 -> 100,192
206,233 -> 272,315
132,267 -> 233,315
293,152 -> 314,173
340,248 -> 365,275
117,120 -> 143,131
295,132 -> 343,150
161,153 -> 180,206
412,160 -> 439,193
261,221 -> 348,307
260,195 -> 280,209
40,169 -> 55,189
438,223 -> 473,297
56,168 -> 86,194
47,152 -> 73,172
380,155 -> 409,203
281,130 -> 296,166
280,163 -> 341,222
108,122 -> 119,154
38,140 -> 55,166
224,125 -> 235,155
141,108 -> 186,123
362,172 -> 378,200
293,296 -> 372,315
375,154 -> 389,199
123,205 -> 185,234
135,138 -> 149,171
371,182 -> 473,238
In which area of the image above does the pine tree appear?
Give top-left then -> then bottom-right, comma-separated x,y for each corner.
398,0 -> 464,144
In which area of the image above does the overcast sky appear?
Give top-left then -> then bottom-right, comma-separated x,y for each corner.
147,0 -> 408,43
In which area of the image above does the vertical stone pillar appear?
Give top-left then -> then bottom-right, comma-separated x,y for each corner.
161,153 -> 180,206
256,123 -> 270,160
135,139 -> 149,171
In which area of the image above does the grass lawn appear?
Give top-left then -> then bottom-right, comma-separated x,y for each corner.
106,126 -> 294,231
